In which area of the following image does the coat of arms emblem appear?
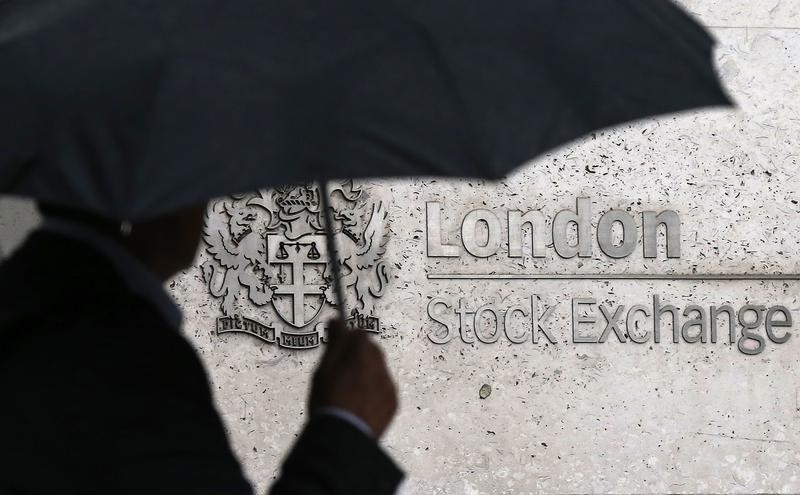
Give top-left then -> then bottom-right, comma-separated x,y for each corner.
200,181 -> 389,349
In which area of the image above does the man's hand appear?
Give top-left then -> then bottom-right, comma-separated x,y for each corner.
308,320 -> 398,439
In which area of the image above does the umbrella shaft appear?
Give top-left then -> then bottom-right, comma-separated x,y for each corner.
319,181 -> 348,323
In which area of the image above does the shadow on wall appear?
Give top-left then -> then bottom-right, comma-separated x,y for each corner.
0,198 -> 41,260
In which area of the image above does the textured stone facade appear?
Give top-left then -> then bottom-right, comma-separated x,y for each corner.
2,2 -> 799,493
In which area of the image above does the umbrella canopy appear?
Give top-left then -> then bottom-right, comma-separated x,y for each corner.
0,0 -> 730,222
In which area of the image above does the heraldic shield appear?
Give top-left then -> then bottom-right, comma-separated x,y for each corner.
201,181 -> 390,349
266,233 -> 328,328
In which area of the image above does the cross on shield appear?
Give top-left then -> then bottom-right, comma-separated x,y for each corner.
267,234 -> 329,328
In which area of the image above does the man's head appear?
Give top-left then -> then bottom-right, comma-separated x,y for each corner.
38,203 -> 207,282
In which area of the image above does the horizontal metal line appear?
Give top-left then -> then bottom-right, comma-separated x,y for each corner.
707,25 -> 800,30
427,273 -> 800,281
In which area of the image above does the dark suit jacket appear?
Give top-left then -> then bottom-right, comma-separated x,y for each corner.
0,231 -> 403,494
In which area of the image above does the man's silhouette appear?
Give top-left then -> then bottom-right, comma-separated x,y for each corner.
0,204 -> 403,494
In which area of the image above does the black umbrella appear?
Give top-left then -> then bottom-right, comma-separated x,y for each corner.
0,0 -> 731,318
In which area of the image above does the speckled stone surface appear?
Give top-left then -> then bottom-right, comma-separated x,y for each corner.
2,3 -> 800,494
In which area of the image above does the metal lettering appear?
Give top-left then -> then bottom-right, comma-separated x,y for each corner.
765,305 -> 792,344
572,298 -> 597,343
598,304 -> 626,343
553,198 -> 592,258
455,299 -> 476,343
710,305 -> 736,344
508,210 -> 546,258
427,297 -> 455,344
626,305 -> 651,344
738,305 -> 766,355
426,202 -> 459,257
597,210 -> 637,259
473,303 -> 501,343
531,295 -> 556,344
642,210 -> 681,258
461,209 -> 502,258
503,304 -> 529,344
681,305 -> 707,343
653,295 -> 680,344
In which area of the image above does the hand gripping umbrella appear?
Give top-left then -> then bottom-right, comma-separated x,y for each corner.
0,0 -> 731,320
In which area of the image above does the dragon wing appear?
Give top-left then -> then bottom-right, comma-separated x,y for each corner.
355,201 -> 389,270
202,203 -> 241,269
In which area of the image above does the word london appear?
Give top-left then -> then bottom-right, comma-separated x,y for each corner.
426,198 -> 680,259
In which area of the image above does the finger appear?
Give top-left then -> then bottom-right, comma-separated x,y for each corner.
365,336 -> 385,357
321,322 -> 369,373
321,319 -> 353,363
325,319 -> 347,347
360,337 -> 387,367
337,329 -> 370,364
